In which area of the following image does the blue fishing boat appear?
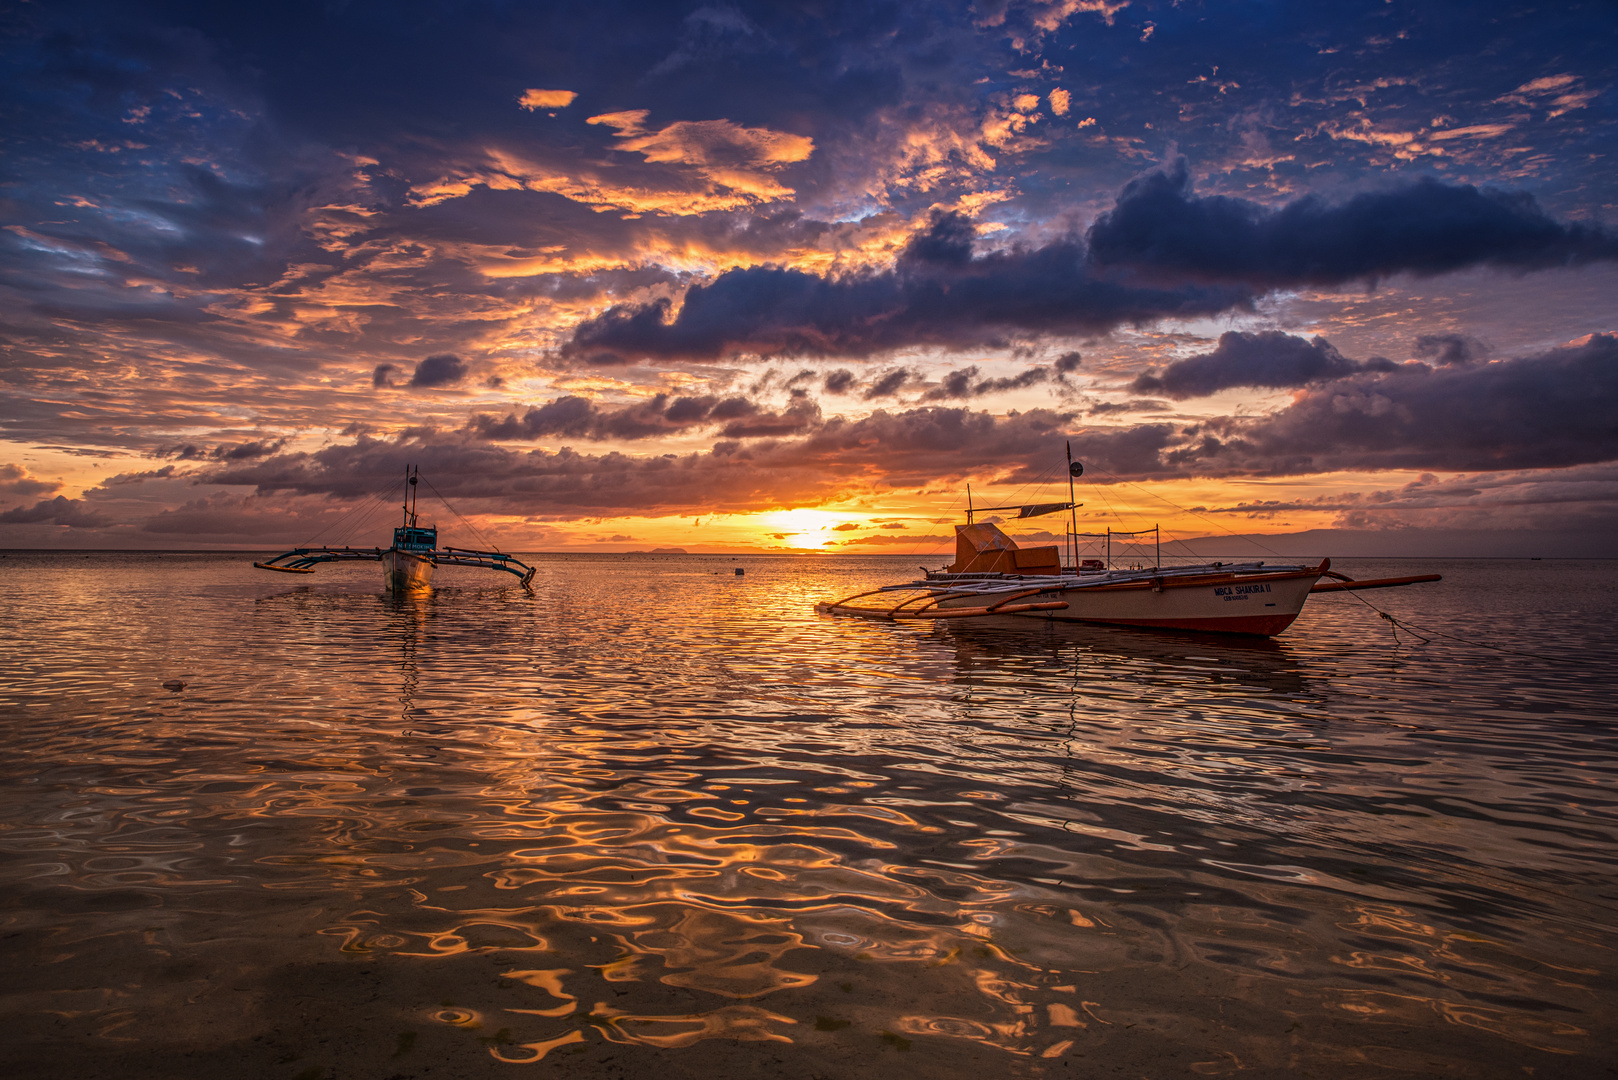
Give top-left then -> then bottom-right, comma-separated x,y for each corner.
253,466 -> 535,590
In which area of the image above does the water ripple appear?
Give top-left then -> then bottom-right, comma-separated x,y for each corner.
0,552 -> 1614,1076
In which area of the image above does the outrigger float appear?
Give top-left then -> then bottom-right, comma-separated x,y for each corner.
253,466 -> 535,592
816,449 -> 1439,637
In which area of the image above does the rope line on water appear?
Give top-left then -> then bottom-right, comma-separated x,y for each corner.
1323,588 -> 1579,665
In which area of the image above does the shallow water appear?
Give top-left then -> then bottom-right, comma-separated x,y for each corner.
0,552 -> 1615,1079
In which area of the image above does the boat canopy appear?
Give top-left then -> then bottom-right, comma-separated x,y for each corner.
947,522 -> 1063,575
393,526 -> 437,552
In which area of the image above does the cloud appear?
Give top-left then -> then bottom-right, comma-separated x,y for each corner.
154,438 -> 289,461
649,5 -> 766,77
100,465 -> 180,485
200,405 -> 1081,517
863,368 -> 912,399
0,495 -> 113,528
568,109 -> 814,208
823,369 -> 856,394
1130,331 -> 1394,399
374,363 -> 399,388
467,393 -> 820,441
519,89 -> 577,111
1195,465 -> 1618,536
1174,333 -> 1618,475
1086,161 -> 1618,287
589,112 -> 813,170
0,464 -> 62,499
1053,351 -> 1083,380
211,438 -> 289,461
409,354 -> 468,388
48,333 -> 1618,534
1497,74 -> 1598,118
562,210 -> 1250,363
1088,399 -> 1167,414
921,364 -> 1051,400
1413,333 -> 1487,366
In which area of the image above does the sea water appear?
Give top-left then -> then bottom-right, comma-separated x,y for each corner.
0,552 -> 1614,1079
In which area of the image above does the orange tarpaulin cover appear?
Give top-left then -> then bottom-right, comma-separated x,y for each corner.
948,522 -> 1061,574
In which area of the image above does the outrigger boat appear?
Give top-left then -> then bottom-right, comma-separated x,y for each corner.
253,466 -> 535,591
816,449 -> 1439,637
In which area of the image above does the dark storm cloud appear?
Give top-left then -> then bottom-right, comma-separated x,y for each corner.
921,364 -> 1051,400
201,405 -> 1080,516
409,354 -> 468,388
1053,352 -> 1083,380
1087,162 -> 1618,288
562,211 -> 1252,363
80,332 -> 1618,530
562,162 -> 1618,365
823,370 -> 856,394
1175,334 -> 1618,475
467,394 -> 819,442
863,368 -> 913,399
1059,337 -> 1618,478
155,439 -> 288,461
373,364 -> 399,389
1131,331 -> 1395,399
1413,333 -> 1488,366
1088,399 -> 1169,415
0,495 -> 113,528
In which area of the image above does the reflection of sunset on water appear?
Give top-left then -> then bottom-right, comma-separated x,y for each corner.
2,553 -> 1614,1076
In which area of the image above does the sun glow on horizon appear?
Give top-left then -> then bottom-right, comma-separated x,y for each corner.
756,507 -> 861,549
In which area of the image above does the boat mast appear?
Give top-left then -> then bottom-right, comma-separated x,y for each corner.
402,464 -> 419,527
1066,443 -> 1082,573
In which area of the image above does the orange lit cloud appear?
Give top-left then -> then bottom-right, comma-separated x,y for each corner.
409,114 -> 813,217
519,88 -> 577,111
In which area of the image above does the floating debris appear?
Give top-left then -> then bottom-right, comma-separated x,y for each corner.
162,679 -> 186,692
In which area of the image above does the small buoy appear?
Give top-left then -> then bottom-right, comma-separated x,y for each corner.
162,680 -> 186,692
735,567 -> 744,576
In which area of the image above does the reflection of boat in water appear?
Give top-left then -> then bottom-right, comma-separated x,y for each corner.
940,615 -> 1310,696
253,466 -> 535,591
818,450 -> 1439,637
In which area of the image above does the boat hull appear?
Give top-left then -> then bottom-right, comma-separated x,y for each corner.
383,549 -> 434,593
938,569 -> 1322,636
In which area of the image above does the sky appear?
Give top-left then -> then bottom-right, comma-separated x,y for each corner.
2,0 -> 1616,556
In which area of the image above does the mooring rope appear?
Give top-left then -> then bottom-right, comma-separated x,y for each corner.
419,475 -> 501,552
295,479 -> 397,549
1324,587 -> 1579,665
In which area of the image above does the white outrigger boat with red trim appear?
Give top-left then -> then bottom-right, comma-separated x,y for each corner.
253,467 -> 535,592
816,450 -> 1439,637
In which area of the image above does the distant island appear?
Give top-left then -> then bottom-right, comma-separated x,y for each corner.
627,547 -> 689,554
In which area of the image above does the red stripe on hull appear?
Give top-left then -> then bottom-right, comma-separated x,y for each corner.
1025,611 -> 1302,636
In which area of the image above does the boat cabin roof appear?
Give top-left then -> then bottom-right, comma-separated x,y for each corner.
948,521 -> 1062,575
393,525 -> 437,551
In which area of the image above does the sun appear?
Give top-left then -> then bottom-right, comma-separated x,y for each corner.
759,508 -> 851,549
